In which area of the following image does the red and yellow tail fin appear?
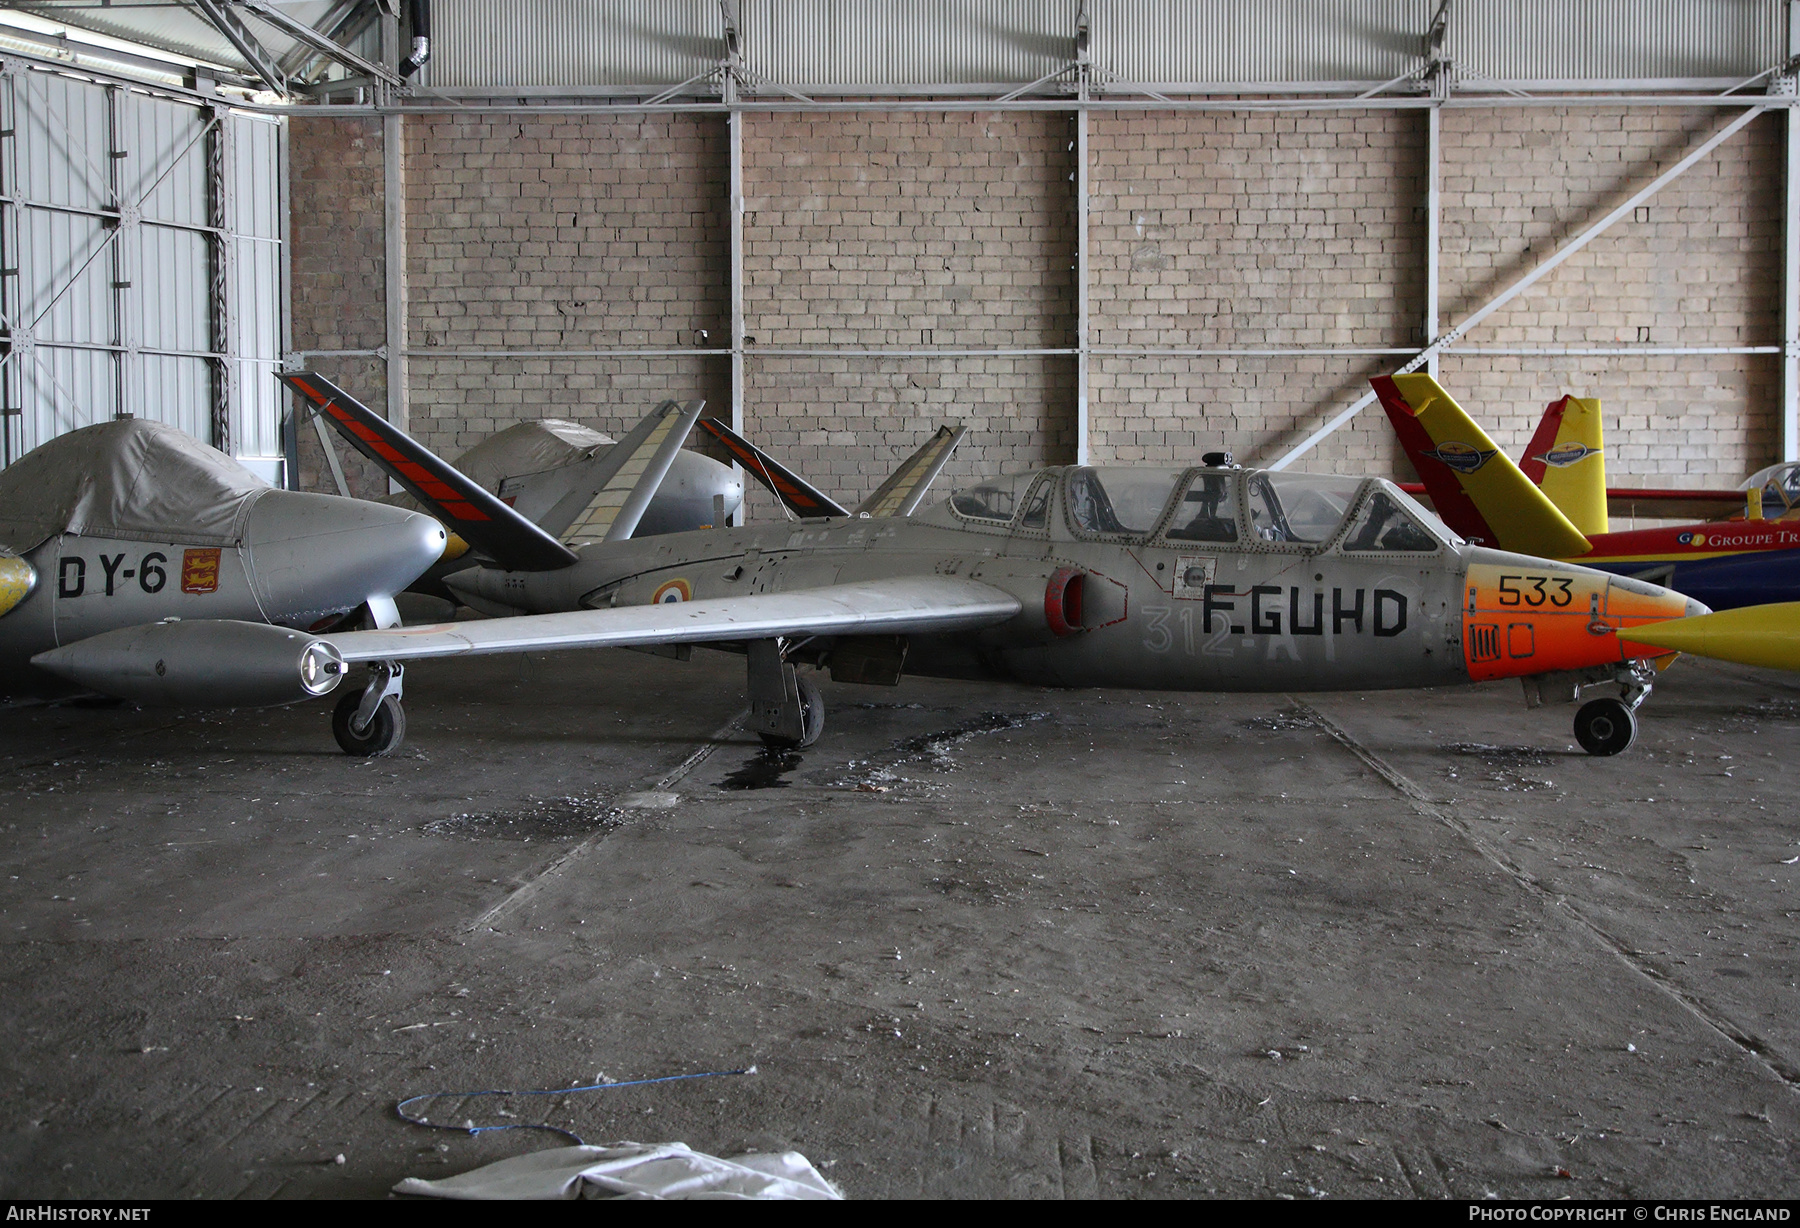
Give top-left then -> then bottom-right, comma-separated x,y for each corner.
1372,374 -> 1592,558
1520,394 -> 1608,535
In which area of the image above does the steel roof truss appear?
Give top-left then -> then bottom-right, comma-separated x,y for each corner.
188,0 -> 287,98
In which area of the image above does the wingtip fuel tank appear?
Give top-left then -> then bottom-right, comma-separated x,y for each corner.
0,554 -> 36,618
31,619 -> 345,707
1614,599 -> 1799,671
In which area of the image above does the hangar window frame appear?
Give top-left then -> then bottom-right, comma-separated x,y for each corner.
0,55 -> 286,482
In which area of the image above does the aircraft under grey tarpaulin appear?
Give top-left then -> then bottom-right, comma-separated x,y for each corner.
34,377 -> 1741,760
0,416 -> 446,706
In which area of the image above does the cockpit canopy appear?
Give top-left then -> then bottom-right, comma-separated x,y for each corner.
937,465 -> 1450,552
1741,461 -> 1800,514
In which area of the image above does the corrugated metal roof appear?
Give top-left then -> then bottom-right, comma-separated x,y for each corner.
741,0 -> 1076,87
425,0 -> 723,89
1090,0 -> 1430,86
1450,0 -> 1783,84
9,0 -> 1793,94
7,1 -> 363,84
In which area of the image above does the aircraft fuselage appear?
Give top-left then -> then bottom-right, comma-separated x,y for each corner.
0,490 -> 446,698
449,472 -> 1698,695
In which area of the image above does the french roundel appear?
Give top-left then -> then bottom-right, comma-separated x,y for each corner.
653,579 -> 692,604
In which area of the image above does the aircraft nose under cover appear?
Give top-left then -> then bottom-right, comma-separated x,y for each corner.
244,490 -> 446,626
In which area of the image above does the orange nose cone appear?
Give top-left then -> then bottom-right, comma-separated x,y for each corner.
1462,557 -> 1698,682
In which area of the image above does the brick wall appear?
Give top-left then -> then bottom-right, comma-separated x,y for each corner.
739,112 -> 1076,513
287,115 -> 390,499
286,103 -> 1786,513
1088,110 -> 1425,475
404,114 -> 729,457
1434,108 -> 1783,483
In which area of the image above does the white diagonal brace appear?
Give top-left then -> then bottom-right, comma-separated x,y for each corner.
1270,104 -> 1769,470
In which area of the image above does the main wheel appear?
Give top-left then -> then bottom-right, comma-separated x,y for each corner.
758,673 -> 826,750
332,691 -> 407,757
1574,697 -> 1637,756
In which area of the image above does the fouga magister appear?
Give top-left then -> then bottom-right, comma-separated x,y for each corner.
35,393 -> 1721,757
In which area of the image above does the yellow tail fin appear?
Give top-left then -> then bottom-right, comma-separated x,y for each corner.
1373,374 -> 1592,558
1521,395 -> 1608,535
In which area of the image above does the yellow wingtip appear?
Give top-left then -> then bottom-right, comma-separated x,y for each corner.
1623,602 -> 1800,672
0,555 -> 37,619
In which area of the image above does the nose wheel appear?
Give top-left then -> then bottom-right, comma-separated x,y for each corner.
1573,696 -> 1637,756
332,660 -> 407,756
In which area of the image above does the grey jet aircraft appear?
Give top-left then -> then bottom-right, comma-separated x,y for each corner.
35,404 -> 1718,759
0,415 -> 446,706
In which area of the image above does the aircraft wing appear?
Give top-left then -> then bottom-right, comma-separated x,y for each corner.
541,399 -> 707,543
1401,480 -> 1750,524
854,425 -> 968,518
1373,375 -> 1591,557
319,576 -> 1022,663
694,418 -> 850,518
281,372 -> 579,572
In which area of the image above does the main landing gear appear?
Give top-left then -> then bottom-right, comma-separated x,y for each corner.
746,639 -> 825,750
333,659 -> 406,756
1572,661 -> 1654,757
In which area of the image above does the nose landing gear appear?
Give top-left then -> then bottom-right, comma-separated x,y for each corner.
1574,696 -> 1636,756
1573,660 -> 1654,757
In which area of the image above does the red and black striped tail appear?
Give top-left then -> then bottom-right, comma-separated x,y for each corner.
696,417 -> 849,519
280,372 -> 578,572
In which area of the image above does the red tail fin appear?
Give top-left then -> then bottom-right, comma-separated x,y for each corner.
1518,395 -> 1572,487
282,372 -> 578,572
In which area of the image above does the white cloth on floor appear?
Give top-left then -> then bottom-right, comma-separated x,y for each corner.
393,1142 -> 842,1200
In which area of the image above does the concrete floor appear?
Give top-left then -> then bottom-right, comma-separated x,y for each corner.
0,647 -> 1795,1199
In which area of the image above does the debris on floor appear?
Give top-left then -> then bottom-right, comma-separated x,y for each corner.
393,1142 -> 842,1200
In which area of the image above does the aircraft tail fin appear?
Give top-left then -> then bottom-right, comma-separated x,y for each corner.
854,425 -> 968,519
694,418 -> 851,518
1371,374 -> 1591,557
1519,394 -> 1609,535
280,372 -> 578,572
539,398 -> 707,543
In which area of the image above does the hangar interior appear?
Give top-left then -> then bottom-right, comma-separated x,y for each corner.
1,0 -> 1798,1202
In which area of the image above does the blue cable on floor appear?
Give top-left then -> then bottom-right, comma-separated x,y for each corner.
397,1066 -> 757,1146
